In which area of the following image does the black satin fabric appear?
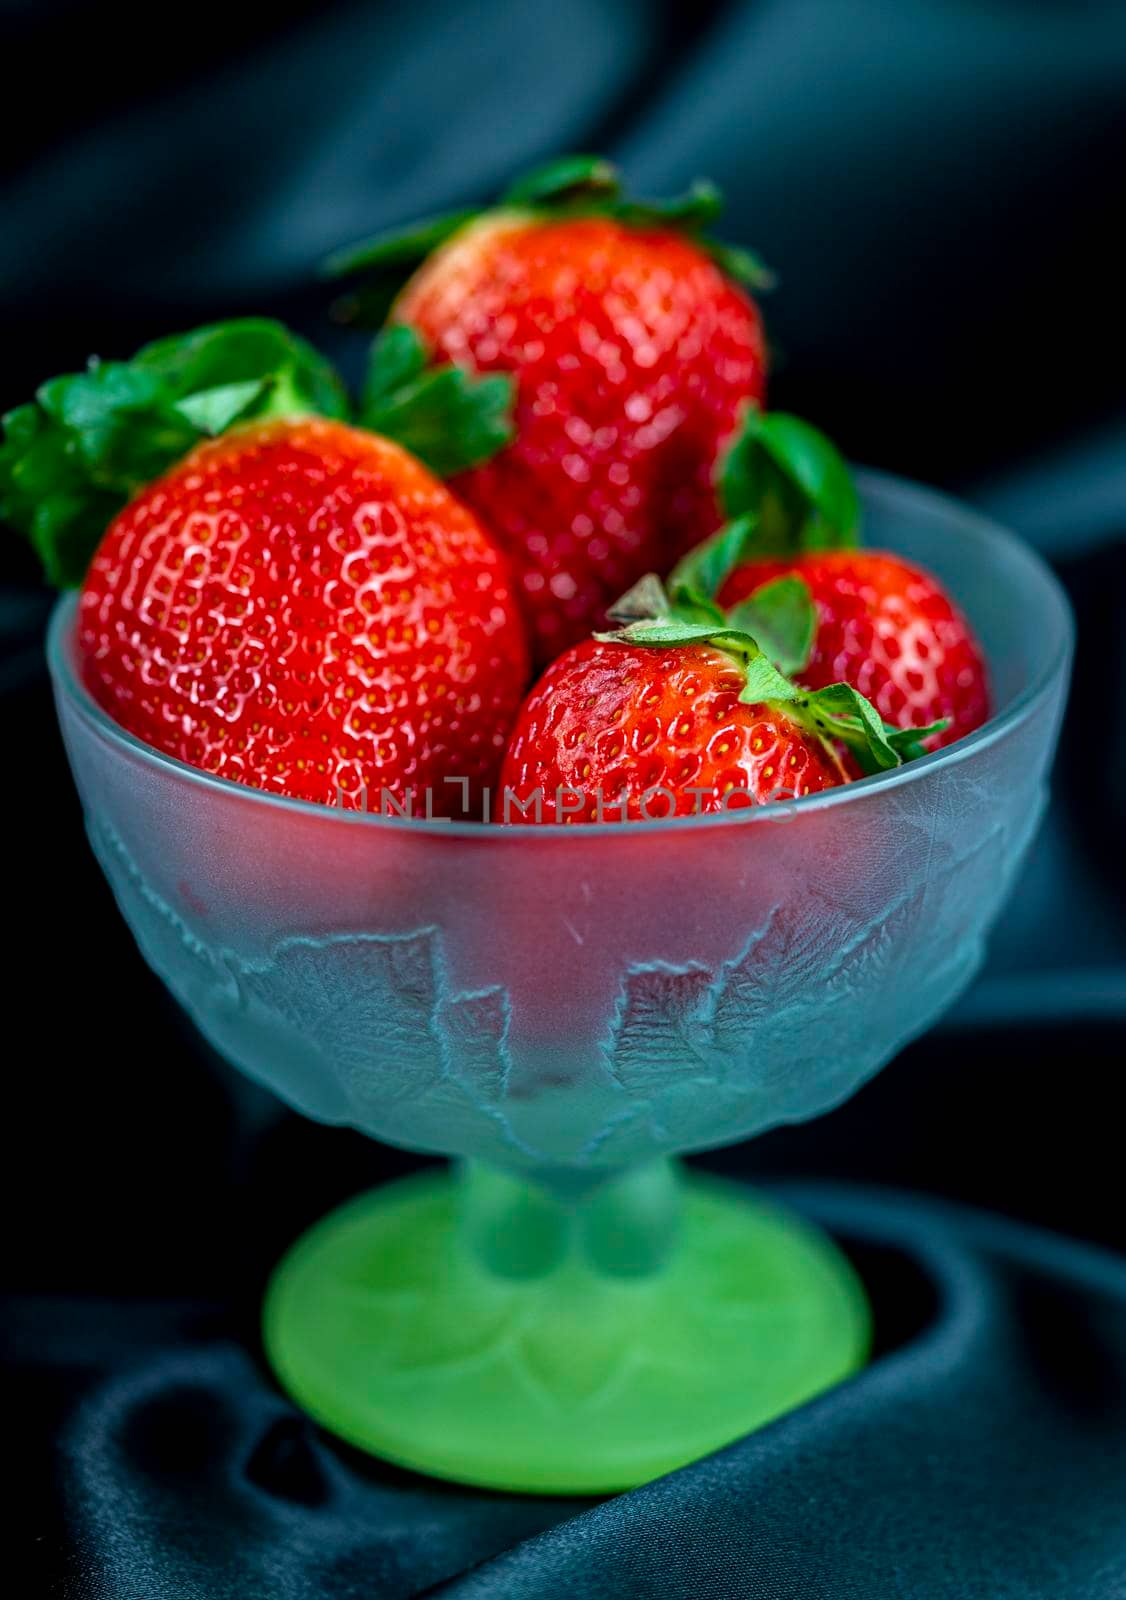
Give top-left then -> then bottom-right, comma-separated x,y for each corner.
5,1031 -> 1126,1599
2,2 -> 1125,1595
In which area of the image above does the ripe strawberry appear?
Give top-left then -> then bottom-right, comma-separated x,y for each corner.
674,408 -> 990,751
499,575 -> 929,825
500,638 -> 842,823
719,551 -> 989,750
80,418 -> 528,812
2,320 -> 529,814
328,156 -> 771,663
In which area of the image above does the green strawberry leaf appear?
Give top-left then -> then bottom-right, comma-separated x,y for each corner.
597,573 -> 938,777
786,685 -> 947,774
37,364 -> 200,485
322,208 -> 482,281
797,682 -> 900,774
614,178 -> 723,232
719,408 -> 860,555
321,207 -> 481,325
134,318 -> 351,422
725,573 -> 816,676
605,571 -> 683,626
598,614 -> 736,651
669,520 -> 817,673
736,647 -> 803,706
668,513 -> 760,613
174,378 -> 275,435
360,325 -> 515,477
0,318 -> 351,588
324,154 -> 773,322
884,721 -> 949,760
703,240 -> 777,291
361,323 -> 428,408
502,153 -> 620,206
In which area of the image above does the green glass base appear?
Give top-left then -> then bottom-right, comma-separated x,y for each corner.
263,1163 -> 869,1495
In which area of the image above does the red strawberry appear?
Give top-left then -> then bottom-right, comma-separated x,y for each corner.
328,156 -> 770,663
500,638 -> 842,823
79,418 -> 528,812
673,408 -> 990,751
1,320 -> 529,815
499,575 -> 928,825
719,551 -> 989,750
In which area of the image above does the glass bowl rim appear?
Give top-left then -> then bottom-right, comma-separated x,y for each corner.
47,467 -> 1074,843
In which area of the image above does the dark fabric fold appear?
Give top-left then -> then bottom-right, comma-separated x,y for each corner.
7,1173 -> 1126,1599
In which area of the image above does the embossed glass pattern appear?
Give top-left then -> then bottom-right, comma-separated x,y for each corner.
50,472 -> 1071,1171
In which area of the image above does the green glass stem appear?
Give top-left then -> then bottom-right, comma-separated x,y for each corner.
264,1158 -> 870,1493
458,1158 -> 680,1279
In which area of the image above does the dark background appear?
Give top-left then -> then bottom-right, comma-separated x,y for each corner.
2,2 -> 1126,1596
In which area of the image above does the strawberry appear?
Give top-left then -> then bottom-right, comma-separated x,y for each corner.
327,156 -> 771,664
1,319 -> 529,815
719,551 -> 989,750
672,409 -> 990,751
499,574 -> 931,825
500,639 -> 841,823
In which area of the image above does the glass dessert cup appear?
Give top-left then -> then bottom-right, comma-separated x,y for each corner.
48,472 -> 1072,1495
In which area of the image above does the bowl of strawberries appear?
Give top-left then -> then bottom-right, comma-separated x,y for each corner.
8,158 -> 1072,1494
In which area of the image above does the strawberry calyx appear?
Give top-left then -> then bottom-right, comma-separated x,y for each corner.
598,574 -> 942,776
1,319 -> 514,587
649,406 -> 866,670
663,529 -> 818,677
323,153 -> 774,326
666,417 -> 951,759
360,326 -> 514,478
706,407 -> 861,567
0,318 -> 349,586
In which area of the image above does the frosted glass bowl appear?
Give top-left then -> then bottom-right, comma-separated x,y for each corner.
48,471 -> 1072,1493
